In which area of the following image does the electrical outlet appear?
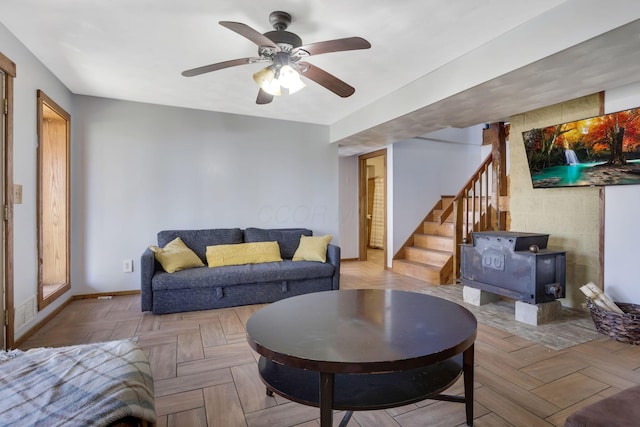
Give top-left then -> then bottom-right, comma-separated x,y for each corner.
123,259 -> 133,273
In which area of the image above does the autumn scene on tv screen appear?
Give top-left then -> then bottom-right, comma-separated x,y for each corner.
522,107 -> 640,188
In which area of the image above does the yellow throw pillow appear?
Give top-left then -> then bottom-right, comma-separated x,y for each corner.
207,241 -> 283,267
149,237 -> 204,273
292,235 -> 332,263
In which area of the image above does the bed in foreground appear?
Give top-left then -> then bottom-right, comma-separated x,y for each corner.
0,339 -> 156,426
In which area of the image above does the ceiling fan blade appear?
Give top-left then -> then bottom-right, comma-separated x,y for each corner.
294,37 -> 371,56
256,89 -> 274,105
181,58 -> 255,77
298,62 -> 355,98
219,21 -> 279,49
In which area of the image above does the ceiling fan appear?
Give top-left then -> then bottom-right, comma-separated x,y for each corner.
181,11 -> 371,104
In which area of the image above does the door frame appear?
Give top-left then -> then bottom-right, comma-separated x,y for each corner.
0,52 -> 15,349
358,149 -> 387,265
37,90 -> 71,311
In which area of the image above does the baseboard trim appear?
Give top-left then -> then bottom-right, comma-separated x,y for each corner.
73,290 -> 141,300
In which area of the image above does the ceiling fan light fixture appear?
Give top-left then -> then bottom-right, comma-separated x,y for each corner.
253,67 -> 282,96
278,65 -> 306,94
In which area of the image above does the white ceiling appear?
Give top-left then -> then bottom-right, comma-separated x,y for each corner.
2,0 -> 640,155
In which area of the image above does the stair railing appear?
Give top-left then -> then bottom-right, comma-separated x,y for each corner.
439,153 -> 498,279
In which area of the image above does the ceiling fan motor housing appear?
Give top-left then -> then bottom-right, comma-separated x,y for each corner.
263,11 -> 302,50
263,30 -> 302,50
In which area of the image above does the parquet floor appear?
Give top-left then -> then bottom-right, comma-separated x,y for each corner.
19,257 -> 640,427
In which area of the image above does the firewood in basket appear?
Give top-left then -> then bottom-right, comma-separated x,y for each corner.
580,282 -> 624,314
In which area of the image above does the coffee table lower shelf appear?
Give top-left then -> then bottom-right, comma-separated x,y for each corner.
258,354 -> 466,412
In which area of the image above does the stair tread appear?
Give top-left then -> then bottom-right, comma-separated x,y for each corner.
393,259 -> 441,270
415,233 -> 453,240
423,222 -> 454,237
405,246 -> 452,255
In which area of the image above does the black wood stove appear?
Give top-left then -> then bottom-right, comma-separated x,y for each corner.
460,231 -> 566,305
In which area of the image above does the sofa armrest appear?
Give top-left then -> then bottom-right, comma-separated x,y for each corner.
140,248 -> 158,312
326,244 -> 341,290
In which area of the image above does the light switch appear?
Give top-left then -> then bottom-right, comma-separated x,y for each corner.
14,184 -> 22,204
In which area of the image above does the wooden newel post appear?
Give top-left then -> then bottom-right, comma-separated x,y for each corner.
483,123 -> 508,231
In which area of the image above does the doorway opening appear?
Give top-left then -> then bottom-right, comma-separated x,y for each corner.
358,149 -> 387,266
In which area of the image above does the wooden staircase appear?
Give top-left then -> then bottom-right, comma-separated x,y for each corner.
392,197 -> 456,284
391,194 -> 488,285
391,123 -> 509,285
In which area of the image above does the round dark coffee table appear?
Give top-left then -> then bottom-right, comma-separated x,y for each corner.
246,289 -> 477,427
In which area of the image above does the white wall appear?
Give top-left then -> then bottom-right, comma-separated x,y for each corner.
338,156 -> 358,259
603,81 -> 640,303
72,96 -> 336,296
1,22 -> 75,336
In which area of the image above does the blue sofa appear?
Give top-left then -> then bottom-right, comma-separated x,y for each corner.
141,227 -> 340,314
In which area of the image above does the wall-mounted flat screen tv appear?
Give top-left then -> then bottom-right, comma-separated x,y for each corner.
523,107 -> 640,188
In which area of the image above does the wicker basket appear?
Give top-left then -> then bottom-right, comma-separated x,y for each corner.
586,298 -> 640,345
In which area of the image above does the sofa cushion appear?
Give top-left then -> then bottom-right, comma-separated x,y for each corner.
151,260 -> 334,291
158,228 -> 244,262
149,237 -> 205,273
293,235 -> 333,263
206,241 -> 282,267
245,228 -> 312,259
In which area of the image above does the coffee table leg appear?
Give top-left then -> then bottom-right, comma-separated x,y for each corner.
463,344 -> 475,426
319,372 -> 334,427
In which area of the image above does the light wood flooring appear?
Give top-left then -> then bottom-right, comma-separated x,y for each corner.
19,258 -> 640,427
